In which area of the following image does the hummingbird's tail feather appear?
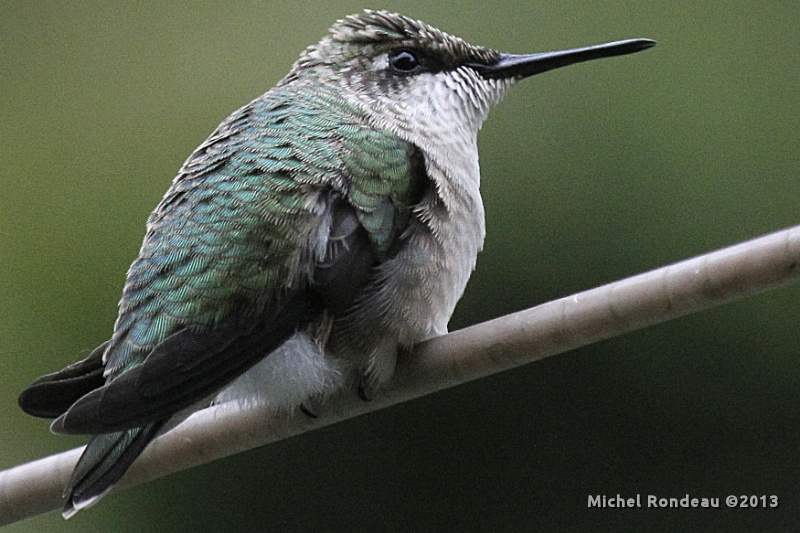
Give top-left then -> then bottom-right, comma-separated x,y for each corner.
18,341 -> 109,419
63,421 -> 165,519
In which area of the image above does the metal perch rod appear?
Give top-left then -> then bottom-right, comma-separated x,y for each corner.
1,224 -> 798,525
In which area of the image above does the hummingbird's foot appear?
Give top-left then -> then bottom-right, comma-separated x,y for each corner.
357,377 -> 373,402
299,393 -> 324,418
300,403 -> 318,418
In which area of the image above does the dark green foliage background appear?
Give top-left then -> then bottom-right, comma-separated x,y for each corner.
2,2 -> 799,531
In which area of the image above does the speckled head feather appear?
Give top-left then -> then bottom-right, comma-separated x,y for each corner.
293,9 -> 500,73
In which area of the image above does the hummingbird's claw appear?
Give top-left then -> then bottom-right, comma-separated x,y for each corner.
357,379 -> 373,402
300,394 -> 324,418
300,403 -> 319,418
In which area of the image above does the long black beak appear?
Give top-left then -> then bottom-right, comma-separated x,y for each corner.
469,38 -> 656,80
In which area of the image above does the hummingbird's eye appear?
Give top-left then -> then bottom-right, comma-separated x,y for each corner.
387,49 -> 422,75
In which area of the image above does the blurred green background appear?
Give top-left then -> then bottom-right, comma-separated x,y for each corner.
2,1 -> 799,531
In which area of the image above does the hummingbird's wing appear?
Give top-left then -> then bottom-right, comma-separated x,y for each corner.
59,190 -> 388,516
22,88 -> 427,435
17,341 -> 108,418
51,292 -> 322,434
20,87 -> 428,515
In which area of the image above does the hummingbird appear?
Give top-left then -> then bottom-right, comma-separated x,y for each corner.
18,10 -> 654,517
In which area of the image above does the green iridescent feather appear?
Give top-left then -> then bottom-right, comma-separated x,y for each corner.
105,86 -> 424,380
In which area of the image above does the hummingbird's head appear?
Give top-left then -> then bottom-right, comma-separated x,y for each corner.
282,10 -> 654,194
288,10 -> 512,139
287,10 -> 654,143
